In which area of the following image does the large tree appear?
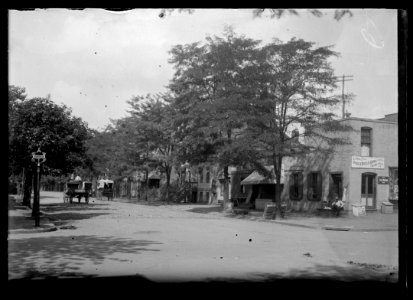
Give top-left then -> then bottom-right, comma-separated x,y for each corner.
168,28 -> 262,208
8,86 -> 91,208
126,94 -> 179,201
227,38 -> 353,217
168,33 -> 353,216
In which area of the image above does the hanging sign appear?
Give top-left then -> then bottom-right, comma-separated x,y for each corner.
351,156 -> 384,169
378,176 -> 389,184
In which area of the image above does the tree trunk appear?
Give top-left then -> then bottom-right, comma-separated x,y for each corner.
165,166 -> 171,202
22,167 -> 32,208
273,155 -> 283,219
222,165 -> 230,211
274,173 -> 283,219
145,169 -> 149,201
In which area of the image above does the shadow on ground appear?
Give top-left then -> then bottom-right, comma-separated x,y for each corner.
40,203 -> 110,212
186,206 -> 223,214
41,203 -> 111,223
8,202 -> 112,230
248,263 -> 398,282
8,216 -> 40,230
8,235 -> 162,279
45,212 -> 111,221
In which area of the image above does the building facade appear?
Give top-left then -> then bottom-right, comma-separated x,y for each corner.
282,114 -> 398,212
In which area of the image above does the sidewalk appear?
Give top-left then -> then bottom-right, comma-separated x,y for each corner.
8,207 -> 58,233
8,195 -> 57,234
239,209 -> 399,232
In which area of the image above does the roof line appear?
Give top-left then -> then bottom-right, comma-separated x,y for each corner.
337,117 -> 397,124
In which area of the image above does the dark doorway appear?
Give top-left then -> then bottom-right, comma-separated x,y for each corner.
191,191 -> 197,203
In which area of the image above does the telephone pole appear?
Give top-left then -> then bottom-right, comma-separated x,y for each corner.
334,75 -> 353,119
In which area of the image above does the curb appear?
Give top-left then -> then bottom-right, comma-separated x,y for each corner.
9,225 -> 58,234
273,221 -> 320,229
225,214 -> 398,232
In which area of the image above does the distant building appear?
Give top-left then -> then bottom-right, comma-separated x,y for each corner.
282,113 -> 398,212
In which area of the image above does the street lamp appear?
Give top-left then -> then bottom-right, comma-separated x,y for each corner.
31,147 -> 46,227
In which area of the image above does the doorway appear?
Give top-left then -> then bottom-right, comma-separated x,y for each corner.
361,173 -> 376,209
191,191 -> 197,203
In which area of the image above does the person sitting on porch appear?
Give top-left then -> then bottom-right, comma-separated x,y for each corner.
331,198 -> 345,216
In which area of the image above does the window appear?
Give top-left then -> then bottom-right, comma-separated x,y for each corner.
206,191 -> 210,202
289,172 -> 303,200
307,172 -> 322,201
206,168 -> 210,183
198,167 -> 203,183
329,173 -> 343,201
361,127 -> 372,157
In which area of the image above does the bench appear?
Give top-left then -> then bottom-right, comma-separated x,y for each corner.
316,207 -> 341,217
233,208 -> 249,215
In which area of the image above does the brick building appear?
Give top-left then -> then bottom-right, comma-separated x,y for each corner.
282,113 -> 398,213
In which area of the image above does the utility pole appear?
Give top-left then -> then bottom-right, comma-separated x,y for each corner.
334,75 -> 353,119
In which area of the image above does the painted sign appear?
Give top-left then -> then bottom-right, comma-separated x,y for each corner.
378,176 -> 389,184
351,156 -> 384,169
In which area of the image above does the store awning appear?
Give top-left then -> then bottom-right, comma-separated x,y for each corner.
240,167 -> 285,185
97,179 -> 114,188
240,171 -> 276,185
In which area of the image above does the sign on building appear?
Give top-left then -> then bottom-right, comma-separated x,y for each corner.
378,176 -> 389,184
351,156 -> 385,169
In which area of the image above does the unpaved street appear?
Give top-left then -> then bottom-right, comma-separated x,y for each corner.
8,192 -> 398,282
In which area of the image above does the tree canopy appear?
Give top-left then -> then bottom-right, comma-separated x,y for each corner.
9,85 -> 91,178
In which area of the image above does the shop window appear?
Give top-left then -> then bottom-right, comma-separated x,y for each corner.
289,172 -> 303,200
361,127 -> 372,157
307,172 -> 322,201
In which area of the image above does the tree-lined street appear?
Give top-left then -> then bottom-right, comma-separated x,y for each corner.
8,10 -> 403,288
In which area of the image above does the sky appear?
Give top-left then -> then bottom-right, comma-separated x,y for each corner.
9,9 -> 398,131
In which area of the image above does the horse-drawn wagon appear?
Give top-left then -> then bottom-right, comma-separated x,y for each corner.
97,179 -> 114,201
63,181 -> 92,204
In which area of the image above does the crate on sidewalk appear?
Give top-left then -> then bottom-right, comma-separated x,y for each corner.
381,202 -> 394,214
352,203 -> 366,216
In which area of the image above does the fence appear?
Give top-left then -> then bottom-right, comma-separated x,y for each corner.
40,182 -> 65,192
113,180 -> 140,199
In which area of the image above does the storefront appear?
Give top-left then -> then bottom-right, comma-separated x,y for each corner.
282,114 -> 398,213
240,167 -> 284,211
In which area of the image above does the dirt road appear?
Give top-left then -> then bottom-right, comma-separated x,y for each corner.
8,192 -> 398,282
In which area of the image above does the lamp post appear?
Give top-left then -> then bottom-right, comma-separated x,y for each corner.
31,147 -> 46,227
